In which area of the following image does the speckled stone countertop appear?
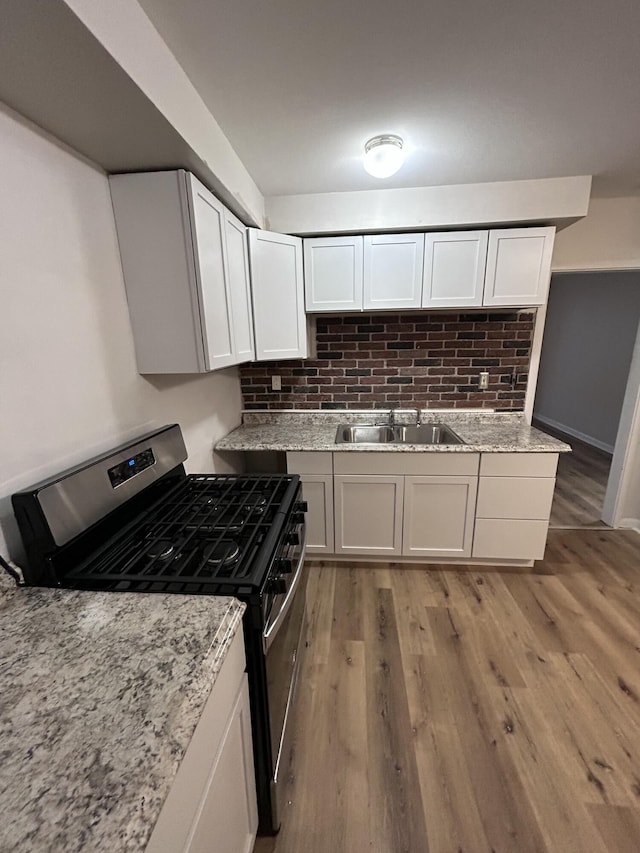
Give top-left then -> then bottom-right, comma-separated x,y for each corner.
215,411 -> 571,454
0,575 -> 244,853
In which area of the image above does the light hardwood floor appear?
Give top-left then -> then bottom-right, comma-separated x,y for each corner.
255,529 -> 640,853
550,440 -> 612,528
532,423 -> 612,528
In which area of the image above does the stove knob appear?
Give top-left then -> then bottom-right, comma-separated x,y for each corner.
292,513 -> 305,524
295,501 -> 308,513
285,532 -> 300,546
268,577 -> 288,595
277,558 -> 293,574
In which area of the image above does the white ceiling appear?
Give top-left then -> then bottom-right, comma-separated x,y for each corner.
138,0 -> 640,198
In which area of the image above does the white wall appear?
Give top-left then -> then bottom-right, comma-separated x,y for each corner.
552,196 -> 640,271
0,104 -> 243,561
534,272 -> 640,451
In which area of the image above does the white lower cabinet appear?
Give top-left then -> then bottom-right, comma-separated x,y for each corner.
472,453 -> 559,560
286,452 -> 334,554
301,474 -> 334,553
286,450 -> 558,563
334,475 -> 404,556
146,630 -> 257,853
403,475 -> 478,558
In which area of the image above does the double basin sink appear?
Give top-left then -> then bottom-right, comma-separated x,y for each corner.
335,422 -> 464,446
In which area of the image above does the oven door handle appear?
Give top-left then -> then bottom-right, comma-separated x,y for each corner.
263,525 -> 307,654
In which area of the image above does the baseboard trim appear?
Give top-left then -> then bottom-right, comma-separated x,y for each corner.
616,518 -> 640,534
306,555 -> 536,568
533,414 -> 615,455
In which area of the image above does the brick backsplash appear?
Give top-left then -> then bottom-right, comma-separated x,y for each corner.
240,311 -> 534,410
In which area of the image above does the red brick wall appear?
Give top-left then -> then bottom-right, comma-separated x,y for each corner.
240,311 -> 534,410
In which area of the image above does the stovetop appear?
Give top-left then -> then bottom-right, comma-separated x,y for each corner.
61,474 -> 300,596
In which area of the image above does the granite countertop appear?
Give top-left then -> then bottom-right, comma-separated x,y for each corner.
215,411 -> 571,454
0,575 -> 245,853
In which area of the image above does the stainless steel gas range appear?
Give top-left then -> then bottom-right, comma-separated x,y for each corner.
11,424 -> 308,835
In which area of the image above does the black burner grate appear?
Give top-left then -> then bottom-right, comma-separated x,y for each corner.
62,474 -> 298,594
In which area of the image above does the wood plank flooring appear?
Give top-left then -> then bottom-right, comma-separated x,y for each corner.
532,422 -> 612,528
254,529 -> 640,853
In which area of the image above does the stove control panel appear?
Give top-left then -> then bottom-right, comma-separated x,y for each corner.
108,447 -> 156,489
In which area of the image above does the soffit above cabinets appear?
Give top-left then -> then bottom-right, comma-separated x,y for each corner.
0,0 -> 265,227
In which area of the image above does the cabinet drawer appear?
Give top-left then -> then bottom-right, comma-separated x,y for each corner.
480,453 -> 558,478
476,477 -> 555,520
334,452 -> 479,476
286,451 -> 333,474
472,519 -> 549,560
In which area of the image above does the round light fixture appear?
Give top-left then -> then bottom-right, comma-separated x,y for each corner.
363,134 -> 404,178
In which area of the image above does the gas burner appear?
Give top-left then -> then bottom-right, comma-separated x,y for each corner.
195,494 -> 220,509
146,539 -> 175,561
203,540 -> 241,568
242,495 -> 268,515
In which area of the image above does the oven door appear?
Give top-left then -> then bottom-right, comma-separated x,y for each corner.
263,524 -> 308,829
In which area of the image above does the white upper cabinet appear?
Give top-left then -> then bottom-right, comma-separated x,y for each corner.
187,176 -> 236,370
109,170 -> 254,374
483,226 -> 555,306
303,236 -> 363,312
224,209 -> 255,362
422,231 -> 488,308
248,229 -> 307,360
363,233 -> 425,310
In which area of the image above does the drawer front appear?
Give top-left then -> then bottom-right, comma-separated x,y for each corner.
479,452 -> 558,478
333,451 -> 479,477
472,519 -> 549,560
476,477 -> 555,520
286,451 -> 333,474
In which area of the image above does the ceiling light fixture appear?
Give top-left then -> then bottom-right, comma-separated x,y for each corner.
363,134 -> 404,178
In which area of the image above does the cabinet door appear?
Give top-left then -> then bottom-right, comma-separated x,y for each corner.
304,236 -> 363,312
422,231 -> 488,308
186,677 -> 257,853
334,475 -> 404,556
146,632 -> 257,853
249,229 -> 307,360
483,227 -> 555,306
224,210 -> 255,363
363,234 -> 425,310
403,475 -> 477,558
186,175 -> 236,370
300,474 -> 334,553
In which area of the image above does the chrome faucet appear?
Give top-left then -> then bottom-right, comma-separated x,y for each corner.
385,405 -> 422,427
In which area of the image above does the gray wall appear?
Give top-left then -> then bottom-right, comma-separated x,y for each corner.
534,271 -> 640,451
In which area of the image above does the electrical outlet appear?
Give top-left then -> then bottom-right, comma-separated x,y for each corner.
271,375 -> 282,391
479,371 -> 489,390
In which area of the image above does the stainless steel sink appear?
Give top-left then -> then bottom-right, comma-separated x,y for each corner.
335,423 -> 465,445
335,425 -> 396,443
390,424 -> 465,445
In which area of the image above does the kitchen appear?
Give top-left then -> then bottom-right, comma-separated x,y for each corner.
1,1 -> 640,851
